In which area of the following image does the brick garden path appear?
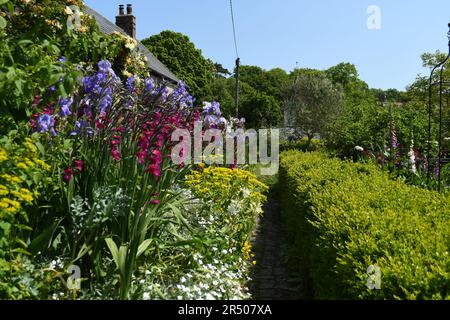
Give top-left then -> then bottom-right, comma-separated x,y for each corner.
249,193 -> 297,300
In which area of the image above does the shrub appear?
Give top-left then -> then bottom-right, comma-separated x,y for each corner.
185,166 -> 267,243
280,137 -> 323,153
0,128 -> 51,299
131,167 -> 268,300
279,151 -> 450,299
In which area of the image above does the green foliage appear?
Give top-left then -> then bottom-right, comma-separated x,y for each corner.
326,99 -> 429,160
283,71 -> 344,141
0,0 -> 142,123
325,101 -> 389,157
325,62 -> 372,103
240,89 -> 281,128
0,127 -> 51,299
280,151 -> 450,299
239,66 -> 288,101
280,137 -> 323,153
141,30 -> 216,99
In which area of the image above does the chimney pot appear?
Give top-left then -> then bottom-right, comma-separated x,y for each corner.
116,4 -> 136,39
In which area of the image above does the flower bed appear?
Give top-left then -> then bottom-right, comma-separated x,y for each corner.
280,151 -> 450,299
0,0 -> 269,300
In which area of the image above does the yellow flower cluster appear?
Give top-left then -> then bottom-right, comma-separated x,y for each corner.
242,241 -> 256,262
45,19 -> 63,30
0,197 -> 21,214
0,148 -> 7,162
185,166 -> 268,203
0,138 -> 50,215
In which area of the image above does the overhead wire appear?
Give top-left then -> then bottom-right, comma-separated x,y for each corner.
229,0 -> 240,118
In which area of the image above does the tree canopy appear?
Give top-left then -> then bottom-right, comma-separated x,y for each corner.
283,71 -> 344,142
141,30 -> 216,99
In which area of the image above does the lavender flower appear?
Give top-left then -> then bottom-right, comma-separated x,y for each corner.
218,117 -> 227,129
203,101 -> 222,117
204,115 -> 219,129
59,97 -> 72,117
126,76 -> 135,93
70,120 -> 93,136
38,114 -> 56,136
98,59 -> 113,73
434,158 -> 440,178
144,78 -> 155,92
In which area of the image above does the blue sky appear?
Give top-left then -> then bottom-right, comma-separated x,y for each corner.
84,0 -> 450,90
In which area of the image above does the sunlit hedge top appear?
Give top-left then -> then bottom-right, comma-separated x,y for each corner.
280,151 -> 450,300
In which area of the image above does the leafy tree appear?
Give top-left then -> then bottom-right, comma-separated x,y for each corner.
325,62 -> 371,103
325,101 -> 389,157
325,62 -> 359,88
141,31 -> 216,99
213,62 -> 231,78
240,86 -> 282,129
238,65 -> 289,100
283,71 -> 344,144
204,77 -> 235,117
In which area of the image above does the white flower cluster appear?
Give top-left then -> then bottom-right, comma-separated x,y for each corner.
134,181 -> 264,300
141,252 -> 250,300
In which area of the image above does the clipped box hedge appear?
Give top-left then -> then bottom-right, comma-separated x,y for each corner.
279,151 -> 450,300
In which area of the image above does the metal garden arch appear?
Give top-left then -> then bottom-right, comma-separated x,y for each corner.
427,23 -> 450,192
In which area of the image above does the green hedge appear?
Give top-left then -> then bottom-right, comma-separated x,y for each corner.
280,151 -> 450,299
280,138 -> 323,153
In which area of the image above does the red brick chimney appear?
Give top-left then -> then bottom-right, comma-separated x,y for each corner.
115,4 -> 136,39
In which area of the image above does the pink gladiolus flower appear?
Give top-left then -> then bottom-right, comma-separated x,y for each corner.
112,149 -> 120,161
151,149 -> 162,163
42,105 -> 54,115
147,163 -> 161,178
150,193 -> 161,205
74,160 -> 84,172
63,167 -> 73,182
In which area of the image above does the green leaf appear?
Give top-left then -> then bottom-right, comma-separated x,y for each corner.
105,238 -> 120,270
32,172 -> 43,185
28,219 -> 62,254
33,140 -> 46,156
118,245 -> 127,274
0,0 -> 10,5
18,40 -> 33,46
137,239 -> 152,258
0,16 -> 6,29
73,243 -> 91,262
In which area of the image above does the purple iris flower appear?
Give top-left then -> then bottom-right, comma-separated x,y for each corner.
126,76 -> 135,93
204,115 -> 219,129
98,60 -> 112,73
59,97 -> 72,117
202,101 -> 222,117
70,120 -> 93,136
38,114 -> 54,134
211,102 -> 222,117
58,56 -> 67,63
145,78 -> 155,92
